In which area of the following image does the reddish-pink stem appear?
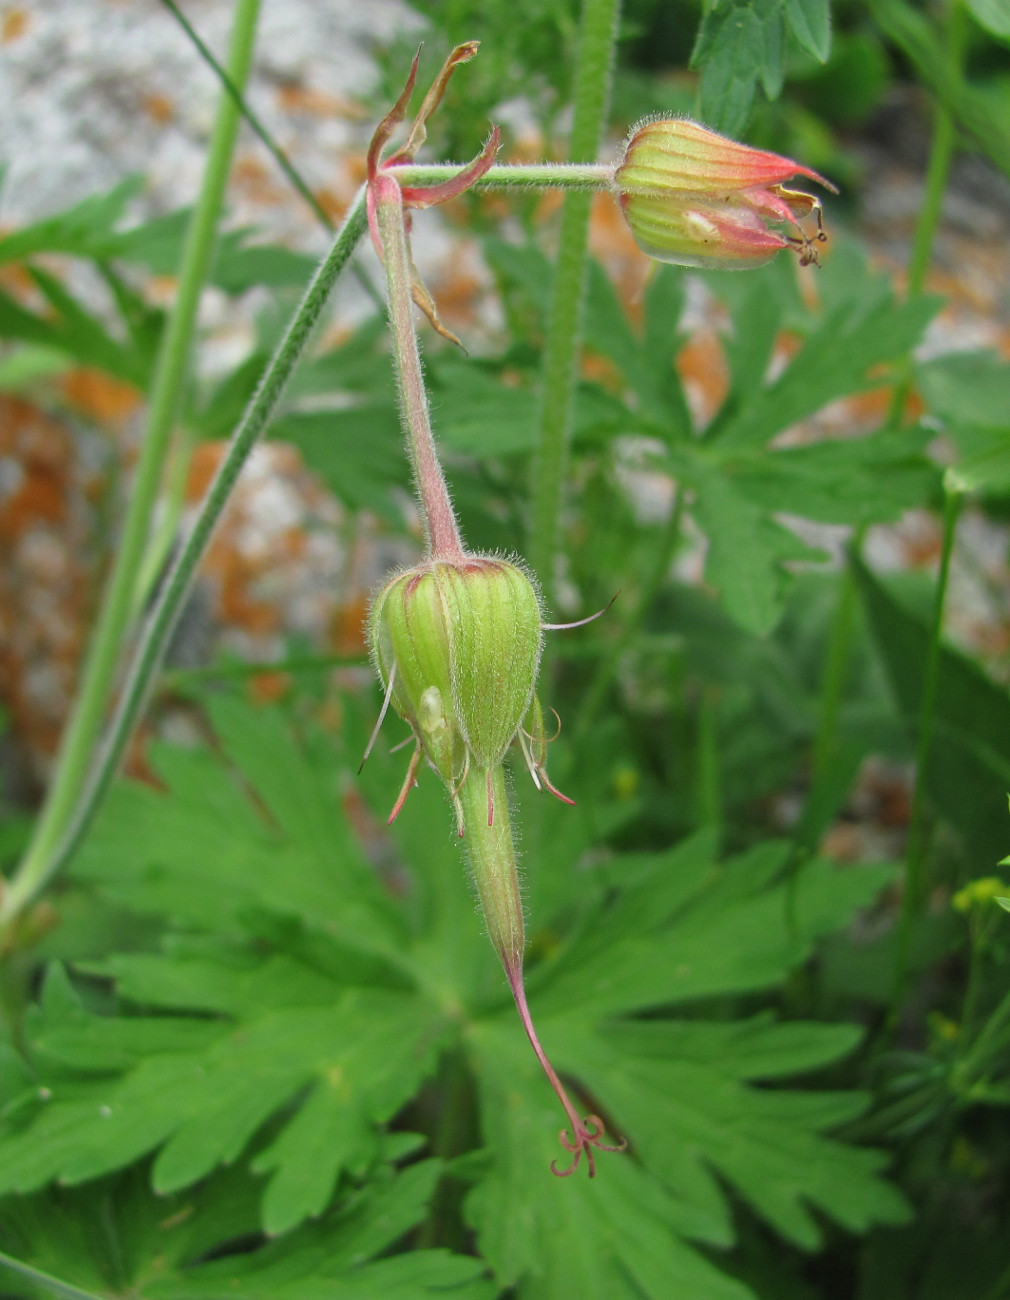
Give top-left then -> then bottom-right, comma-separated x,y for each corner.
504,961 -> 623,1177
371,172 -> 465,561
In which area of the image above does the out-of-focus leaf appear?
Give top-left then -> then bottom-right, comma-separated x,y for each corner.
729,427 -> 938,525
915,350 -> 1010,431
873,0 -> 1010,178
430,361 -> 539,454
692,1 -> 766,134
945,444 -> 1010,495
714,293 -> 940,450
965,0 -> 1010,42
0,178 -> 144,265
688,464 -> 823,636
786,0 -> 832,62
275,405 -> 405,520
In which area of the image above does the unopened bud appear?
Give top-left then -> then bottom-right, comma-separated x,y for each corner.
616,117 -> 836,270
368,556 -> 543,787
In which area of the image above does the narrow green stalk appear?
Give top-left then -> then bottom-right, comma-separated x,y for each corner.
814,1 -> 963,838
576,484 -> 685,737
0,1251 -> 107,1300
811,555 -> 861,787
885,3 -> 964,426
892,485 -> 963,1005
529,0 -> 621,599
395,162 -> 614,192
131,424 -> 196,618
372,173 -> 465,560
0,190 -> 368,934
159,0 -> 334,233
7,0 -> 261,917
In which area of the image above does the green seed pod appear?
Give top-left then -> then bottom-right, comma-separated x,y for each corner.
368,555 -> 543,778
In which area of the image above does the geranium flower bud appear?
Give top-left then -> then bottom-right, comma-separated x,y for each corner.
367,556 -> 543,825
615,117 -> 837,269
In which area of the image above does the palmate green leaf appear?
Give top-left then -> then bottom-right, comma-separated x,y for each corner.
691,0 -> 782,135
0,178 -> 144,266
615,249 -> 939,633
713,292 -> 941,451
0,698 -> 455,1231
0,1161 -> 490,1300
146,1159 -> 496,1300
73,695 -> 405,961
561,1019 -> 907,1250
462,831 -> 905,1296
466,1020 -> 749,1300
529,833 -> 895,1021
466,1008 -> 906,1299
687,463 -> 824,635
0,960 -> 446,1235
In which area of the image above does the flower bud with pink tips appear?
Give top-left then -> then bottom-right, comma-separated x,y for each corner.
615,117 -> 838,270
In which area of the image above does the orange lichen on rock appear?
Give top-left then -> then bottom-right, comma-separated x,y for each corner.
60,369 -> 142,431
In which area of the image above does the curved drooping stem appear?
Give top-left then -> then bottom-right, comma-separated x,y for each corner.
371,172 -> 465,562
457,765 -> 623,1176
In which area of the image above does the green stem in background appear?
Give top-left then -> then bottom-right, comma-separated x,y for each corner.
159,0 -> 385,317
892,485 -> 963,1007
5,0 -> 261,923
0,1251 -> 106,1300
0,190 -> 368,938
810,552 -> 861,789
131,424 -> 197,619
576,484 -> 685,738
885,1 -> 965,427
159,0 -> 334,234
528,0 -> 621,601
810,1 -> 964,852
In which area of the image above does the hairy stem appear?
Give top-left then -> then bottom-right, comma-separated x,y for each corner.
394,162 -> 615,192
372,173 -> 465,561
457,766 -> 621,1176
529,0 -> 622,600
0,191 -> 368,935
6,0 -> 261,919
